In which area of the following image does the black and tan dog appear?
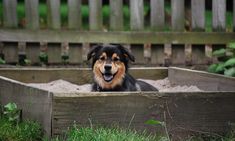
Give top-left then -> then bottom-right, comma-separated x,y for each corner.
87,44 -> 158,92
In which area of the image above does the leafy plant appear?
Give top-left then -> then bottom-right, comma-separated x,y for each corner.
145,119 -> 170,141
61,54 -> 69,64
39,52 -> 48,65
208,42 -> 235,77
3,103 -> 21,125
0,57 -> 6,64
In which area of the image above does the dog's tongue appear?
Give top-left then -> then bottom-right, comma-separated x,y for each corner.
103,74 -> 113,82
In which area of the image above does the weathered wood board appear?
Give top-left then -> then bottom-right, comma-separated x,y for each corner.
0,67 -> 235,140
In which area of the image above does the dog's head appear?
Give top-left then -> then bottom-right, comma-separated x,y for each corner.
87,44 -> 135,90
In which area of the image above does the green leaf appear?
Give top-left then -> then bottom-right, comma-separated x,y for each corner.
212,48 -> 226,57
145,119 -> 165,126
208,64 -> 218,73
228,42 -> 235,49
215,63 -> 225,73
224,58 -> 235,67
0,57 -> 6,64
224,67 -> 235,77
4,103 -> 17,111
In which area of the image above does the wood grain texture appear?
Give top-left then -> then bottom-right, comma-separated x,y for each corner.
68,0 -> 82,29
0,76 -> 52,137
25,0 -> 39,29
171,0 -> 185,31
53,91 -> 235,140
168,67 -> 235,91
47,0 -> 61,29
89,0 -> 102,31
0,67 -> 167,84
3,0 -> 18,28
130,0 -> 144,31
212,0 -> 226,31
1,30 -> 235,44
191,0 -> 205,31
110,0 -> 123,31
151,0 -> 165,31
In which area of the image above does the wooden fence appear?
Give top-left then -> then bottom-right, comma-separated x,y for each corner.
0,0 -> 235,66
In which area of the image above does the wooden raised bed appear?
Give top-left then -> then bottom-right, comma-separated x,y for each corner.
0,67 -> 235,140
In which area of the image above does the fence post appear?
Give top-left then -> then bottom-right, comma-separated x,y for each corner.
130,0 -> 144,31
191,0 -> 205,31
89,0 -> 103,31
3,0 -> 18,28
68,0 -> 82,30
151,0 -> 165,31
25,0 -> 39,29
110,0 -> 123,31
212,0 -> 226,31
47,0 -> 61,29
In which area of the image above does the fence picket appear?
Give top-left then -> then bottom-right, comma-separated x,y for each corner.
110,0 -> 123,31
89,0 -> 102,31
151,0 -> 165,31
212,0 -> 226,31
130,0 -> 144,31
25,0 -> 39,29
47,0 -> 61,29
171,0 -> 185,31
68,0 -> 81,29
3,0 -> 18,28
191,0 -> 205,31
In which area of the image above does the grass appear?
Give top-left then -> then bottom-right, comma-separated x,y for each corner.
50,124 -> 163,141
0,118 -> 42,141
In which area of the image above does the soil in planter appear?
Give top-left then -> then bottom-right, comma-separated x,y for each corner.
27,78 -> 202,93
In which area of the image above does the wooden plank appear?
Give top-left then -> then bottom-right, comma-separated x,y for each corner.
1,30 -> 235,44
205,44 -> 213,64
47,43 -> 61,63
185,44 -> 192,66
164,44 -> 172,66
144,43 -> 151,65
68,0 -> 82,29
52,91 -> 235,140
0,67 -> 168,84
89,0 -> 102,30
110,0 -> 123,31
0,76 -> 52,137
2,42 -> 18,63
168,67 -> 235,91
171,0 -> 185,31
26,43 -> 40,64
191,0 -> 205,31
212,0 -> 226,31
130,0 -> 144,30
47,0 -> 61,29
150,0 -> 165,31
25,0 -> 39,29
82,43 -> 90,63
3,0 -> 18,28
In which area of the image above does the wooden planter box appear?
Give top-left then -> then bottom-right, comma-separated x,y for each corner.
0,67 -> 235,140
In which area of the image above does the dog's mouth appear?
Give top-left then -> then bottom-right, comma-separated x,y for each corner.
102,72 -> 117,82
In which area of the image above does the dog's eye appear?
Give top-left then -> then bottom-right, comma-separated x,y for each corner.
113,57 -> 120,62
99,56 -> 105,61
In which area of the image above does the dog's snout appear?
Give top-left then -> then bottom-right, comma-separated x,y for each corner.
104,64 -> 112,71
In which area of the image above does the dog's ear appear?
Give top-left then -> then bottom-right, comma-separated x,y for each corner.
116,44 -> 135,62
87,45 -> 102,61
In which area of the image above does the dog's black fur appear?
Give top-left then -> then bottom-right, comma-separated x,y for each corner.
87,44 -> 158,92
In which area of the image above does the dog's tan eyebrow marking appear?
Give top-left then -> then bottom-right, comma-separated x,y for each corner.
112,53 -> 120,60
99,52 -> 107,60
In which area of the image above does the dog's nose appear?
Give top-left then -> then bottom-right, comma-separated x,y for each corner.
104,64 -> 112,71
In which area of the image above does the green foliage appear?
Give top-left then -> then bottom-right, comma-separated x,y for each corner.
0,57 -> 6,64
3,103 -> 21,125
0,103 -> 42,141
208,43 -> 235,77
39,52 -> 48,64
52,124 -> 158,141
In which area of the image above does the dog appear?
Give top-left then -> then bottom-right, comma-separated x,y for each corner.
87,44 -> 158,92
